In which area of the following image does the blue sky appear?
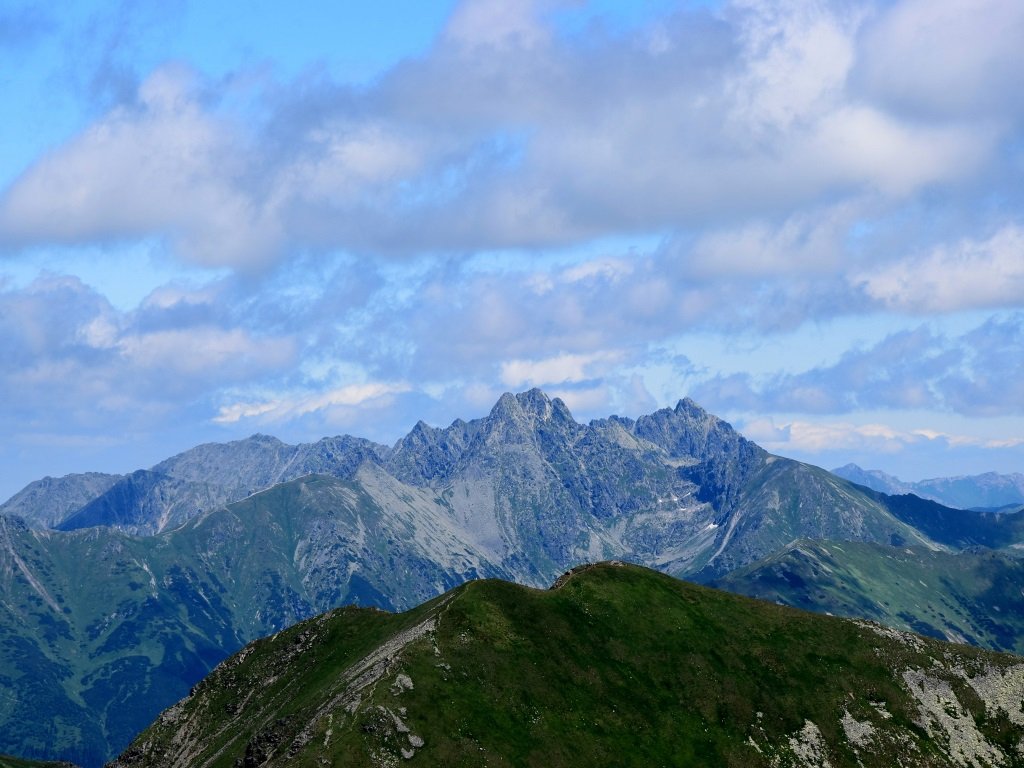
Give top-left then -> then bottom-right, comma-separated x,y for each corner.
1,0 -> 1023,500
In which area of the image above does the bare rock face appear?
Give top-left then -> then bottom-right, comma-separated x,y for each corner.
0,472 -> 122,528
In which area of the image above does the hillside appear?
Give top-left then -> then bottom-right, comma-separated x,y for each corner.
716,540 -> 1024,653
0,473 -> 499,767
112,562 -> 1024,768
0,756 -> 77,768
0,390 -> 990,765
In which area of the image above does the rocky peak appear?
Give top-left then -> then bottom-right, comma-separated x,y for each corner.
245,433 -> 289,446
387,418 -> 473,486
632,397 -> 753,464
488,389 -> 575,429
402,420 -> 442,448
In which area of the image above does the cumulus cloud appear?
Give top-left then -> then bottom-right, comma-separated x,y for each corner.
499,350 -> 626,387
856,225 -> 1024,312
0,275 -> 296,434
0,0 -> 1012,268
854,0 -> 1024,120
741,417 -> 1024,455
691,315 -> 1024,417
0,67 -> 285,268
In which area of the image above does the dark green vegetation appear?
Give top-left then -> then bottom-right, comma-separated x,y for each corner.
0,756 -> 77,768
868,489 -> 1024,549
113,563 -> 1024,767
1,390 -> 1021,765
0,474 -> 485,768
716,541 -> 1024,653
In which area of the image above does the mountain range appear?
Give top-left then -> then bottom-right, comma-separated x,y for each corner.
832,463 -> 1024,511
0,390 -> 1021,765
113,562 -> 1024,768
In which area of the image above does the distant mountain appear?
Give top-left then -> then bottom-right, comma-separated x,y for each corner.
0,390 -> 957,765
833,463 -> 1024,509
863,488 -> 1024,549
3,391 -> 933,573
0,473 -> 121,528
2,434 -> 388,535
715,539 -> 1024,653
113,562 -> 1024,768
56,470 -> 224,535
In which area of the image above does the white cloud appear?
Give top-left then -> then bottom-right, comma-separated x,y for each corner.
213,381 -> 412,424
561,258 -> 633,285
0,66 -> 282,268
858,225 -> 1024,312
546,384 -> 610,415
742,417 -> 1024,455
500,350 -> 624,387
727,0 -> 860,133
856,0 -> 1024,119
276,122 -> 427,205
808,105 -> 988,196
689,203 -> 857,278
118,328 -> 295,377
0,0 -> 1011,267
690,315 -> 1024,418
443,0 -> 553,51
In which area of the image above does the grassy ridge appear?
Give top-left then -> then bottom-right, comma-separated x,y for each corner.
114,563 -> 1024,767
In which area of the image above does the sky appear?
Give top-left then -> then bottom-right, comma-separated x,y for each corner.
1,0 -> 1023,500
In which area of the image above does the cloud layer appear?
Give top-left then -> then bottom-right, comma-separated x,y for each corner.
3,0 -> 1022,268
2,0 -> 1023,493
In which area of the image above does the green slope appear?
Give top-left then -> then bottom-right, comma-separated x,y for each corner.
0,474 -> 497,767
868,489 -> 1024,548
715,540 -> 1024,653
113,563 -> 1024,767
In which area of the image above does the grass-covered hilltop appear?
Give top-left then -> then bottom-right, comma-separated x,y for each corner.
112,563 -> 1024,768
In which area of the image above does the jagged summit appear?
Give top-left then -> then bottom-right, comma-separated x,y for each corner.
244,432 -> 288,444
487,388 -> 575,426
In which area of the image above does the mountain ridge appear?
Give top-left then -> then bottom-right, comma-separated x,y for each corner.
110,562 -> 1024,768
0,389 -> 997,765
832,463 -> 1024,510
